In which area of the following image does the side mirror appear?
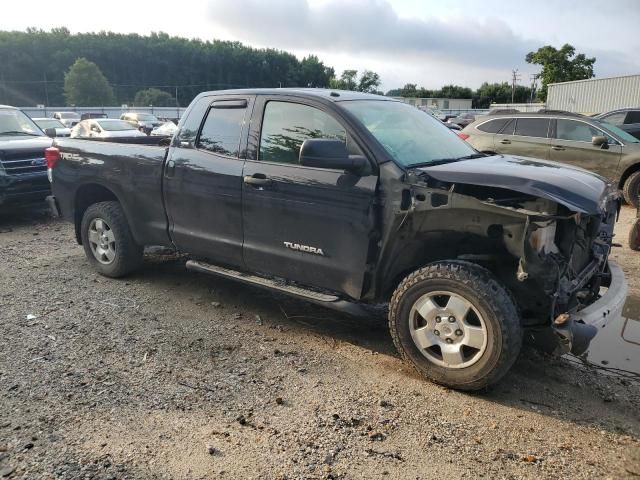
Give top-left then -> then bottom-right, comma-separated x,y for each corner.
299,138 -> 366,173
592,135 -> 608,147
44,128 -> 57,138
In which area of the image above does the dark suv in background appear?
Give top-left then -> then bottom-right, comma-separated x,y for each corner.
596,108 -> 640,140
460,112 -> 640,206
0,105 -> 52,209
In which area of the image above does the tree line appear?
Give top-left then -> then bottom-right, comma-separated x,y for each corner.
0,28 -> 594,108
0,28 -> 337,106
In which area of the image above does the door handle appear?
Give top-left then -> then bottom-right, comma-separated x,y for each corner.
499,139 -> 511,144
165,159 -> 176,178
243,174 -> 273,188
551,145 -> 565,151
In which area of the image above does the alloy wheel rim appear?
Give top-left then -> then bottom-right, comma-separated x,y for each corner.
408,290 -> 488,369
88,218 -> 116,265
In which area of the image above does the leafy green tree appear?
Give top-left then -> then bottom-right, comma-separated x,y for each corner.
357,70 -> 381,93
134,88 -> 175,106
63,57 -> 115,106
472,82 -> 531,108
526,44 -> 595,100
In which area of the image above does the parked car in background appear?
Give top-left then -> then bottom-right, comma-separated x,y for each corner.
52,111 -> 81,128
70,119 -> 147,139
80,112 -> 109,121
33,118 -> 71,137
418,106 -> 446,121
150,121 -> 178,137
460,112 -> 640,206
448,112 -> 476,128
487,108 -> 520,115
0,105 -> 52,208
445,122 -> 462,131
120,112 -> 163,135
596,108 -> 640,140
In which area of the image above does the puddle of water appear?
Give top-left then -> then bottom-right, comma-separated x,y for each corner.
584,295 -> 640,374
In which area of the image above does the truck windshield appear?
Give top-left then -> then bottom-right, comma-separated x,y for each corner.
342,100 -> 477,167
0,109 -> 43,136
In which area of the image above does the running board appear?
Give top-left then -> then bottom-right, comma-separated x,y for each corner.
185,260 -> 369,317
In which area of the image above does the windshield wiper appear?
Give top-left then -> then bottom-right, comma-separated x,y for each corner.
0,130 -> 40,136
408,153 -> 487,169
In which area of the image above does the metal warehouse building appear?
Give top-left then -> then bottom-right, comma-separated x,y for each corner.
547,74 -> 640,114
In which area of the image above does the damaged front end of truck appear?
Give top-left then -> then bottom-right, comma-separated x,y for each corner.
373,156 -> 627,356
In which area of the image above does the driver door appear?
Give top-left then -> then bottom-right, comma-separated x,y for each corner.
241,97 -> 378,299
549,118 -> 622,180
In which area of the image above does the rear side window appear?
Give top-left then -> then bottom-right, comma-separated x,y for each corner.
627,111 -> 640,124
514,118 -> 549,138
477,118 -> 511,133
197,105 -> 246,157
259,101 -> 346,164
602,112 -> 627,125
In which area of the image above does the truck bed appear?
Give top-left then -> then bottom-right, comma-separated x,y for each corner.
51,138 -> 171,246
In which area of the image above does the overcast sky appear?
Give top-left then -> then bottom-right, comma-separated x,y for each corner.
4,0 -> 639,90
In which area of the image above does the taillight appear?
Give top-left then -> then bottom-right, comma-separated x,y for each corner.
457,133 -> 470,141
45,147 -> 60,169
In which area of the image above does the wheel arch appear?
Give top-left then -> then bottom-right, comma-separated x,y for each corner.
73,183 -> 122,244
619,161 -> 640,190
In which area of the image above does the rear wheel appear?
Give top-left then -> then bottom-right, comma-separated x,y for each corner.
80,201 -> 143,277
622,170 -> 640,208
389,261 -> 522,391
630,219 -> 640,251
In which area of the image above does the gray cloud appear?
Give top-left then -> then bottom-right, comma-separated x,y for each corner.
208,0 -> 539,69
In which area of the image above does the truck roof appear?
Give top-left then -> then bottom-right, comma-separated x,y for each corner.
197,88 -> 396,102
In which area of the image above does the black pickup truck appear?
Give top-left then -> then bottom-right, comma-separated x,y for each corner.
0,105 -> 52,208
47,89 -> 628,390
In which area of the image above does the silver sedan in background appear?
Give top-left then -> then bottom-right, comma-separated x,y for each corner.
70,119 -> 147,139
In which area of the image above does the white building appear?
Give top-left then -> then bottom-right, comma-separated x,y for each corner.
547,74 -> 640,114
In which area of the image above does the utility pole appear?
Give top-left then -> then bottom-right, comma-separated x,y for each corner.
529,73 -> 540,103
43,71 -> 50,106
511,69 -> 521,104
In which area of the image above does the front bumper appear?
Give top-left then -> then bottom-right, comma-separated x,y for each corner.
573,261 -> 628,329
551,261 -> 628,355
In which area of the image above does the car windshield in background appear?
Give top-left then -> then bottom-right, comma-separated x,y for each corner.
0,109 -> 42,136
135,114 -> 159,121
342,100 -> 477,167
35,119 -> 65,129
598,120 -> 640,143
59,112 -> 80,119
97,120 -> 139,131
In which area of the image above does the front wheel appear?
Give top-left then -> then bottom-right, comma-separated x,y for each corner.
623,170 -> 640,208
80,201 -> 143,277
389,261 -> 522,391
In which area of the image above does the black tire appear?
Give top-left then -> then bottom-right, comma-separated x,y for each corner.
630,220 -> 640,251
80,201 -> 143,277
389,260 -> 522,391
622,170 -> 640,208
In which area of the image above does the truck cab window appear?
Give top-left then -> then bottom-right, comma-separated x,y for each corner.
259,101 -> 347,164
197,106 -> 245,157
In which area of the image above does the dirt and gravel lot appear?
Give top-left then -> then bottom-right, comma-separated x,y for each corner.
1,205 -> 639,480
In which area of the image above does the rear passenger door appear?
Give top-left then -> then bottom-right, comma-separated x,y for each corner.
163,95 -> 253,267
494,117 -> 551,160
241,97 -> 377,299
549,118 -> 622,179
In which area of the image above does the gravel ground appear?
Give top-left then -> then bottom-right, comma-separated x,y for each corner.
0,205 -> 639,480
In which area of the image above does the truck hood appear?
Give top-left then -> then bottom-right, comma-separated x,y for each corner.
418,154 -> 616,214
